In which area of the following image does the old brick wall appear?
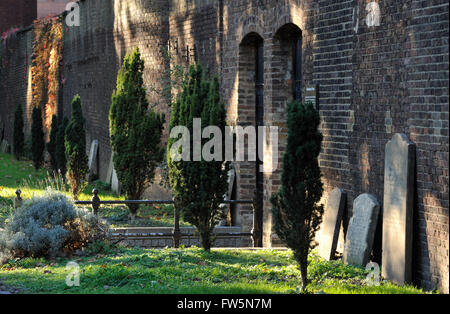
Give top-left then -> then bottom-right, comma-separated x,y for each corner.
62,0 -> 170,182
406,0 -> 449,292
0,28 -> 33,148
0,0 -> 37,34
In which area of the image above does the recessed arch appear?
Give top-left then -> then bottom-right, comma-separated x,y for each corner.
233,32 -> 264,246
273,23 -> 303,101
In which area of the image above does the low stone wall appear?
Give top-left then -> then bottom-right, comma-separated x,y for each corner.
111,226 -> 247,248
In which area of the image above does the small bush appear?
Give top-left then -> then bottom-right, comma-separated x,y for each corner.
0,189 -> 109,262
65,95 -> 89,199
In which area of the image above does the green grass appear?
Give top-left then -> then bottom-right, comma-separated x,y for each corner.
0,246 -> 427,294
0,153 -> 431,294
0,153 -> 187,227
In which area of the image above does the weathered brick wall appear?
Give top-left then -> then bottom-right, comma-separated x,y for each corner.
0,0 -> 37,34
406,0 -> 449,292
62,0 -> 171,182
0,28 -> 33,147
220,0 -> 316,247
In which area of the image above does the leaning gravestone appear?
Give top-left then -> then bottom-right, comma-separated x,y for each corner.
382,133 -> 415,285
88,140 -> 99,178
318,188 -> 346,260
1,140 -> 9,154
106,153 -> 114,184
111,169 -> 121,195
343,193 -> 380,266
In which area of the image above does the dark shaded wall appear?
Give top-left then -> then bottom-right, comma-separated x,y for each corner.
0,0 -> 37,34
0,28 -> 33,148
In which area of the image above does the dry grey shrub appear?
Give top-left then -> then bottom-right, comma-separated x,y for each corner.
0,188 -> 109,262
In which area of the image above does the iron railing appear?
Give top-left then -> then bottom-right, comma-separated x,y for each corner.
71,189 -> 261,248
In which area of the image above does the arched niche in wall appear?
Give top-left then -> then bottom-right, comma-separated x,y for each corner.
234,32 -> 264,245
273,23 -> 303,105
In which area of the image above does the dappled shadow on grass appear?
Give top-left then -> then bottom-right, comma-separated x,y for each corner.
0,248 -> 299,294
0,247 -> 428,294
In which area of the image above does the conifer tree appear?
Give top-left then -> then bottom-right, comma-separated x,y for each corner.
110,47 -> 165,220
167,64 -> 229,252
55,117 -> 68,177
31,106 -> 45,170
13,104 -> 24,160
65,95 -> 89,199
270,100 -> 324,291
46,114 -> 58,174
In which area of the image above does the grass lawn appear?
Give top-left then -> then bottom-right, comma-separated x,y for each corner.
0,153 -> 431,294
0,246 -> 428,294
0,153 -> 187,227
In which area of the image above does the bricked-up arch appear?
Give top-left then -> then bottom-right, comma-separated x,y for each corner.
234,32 -> 264,245
262,23 -> 303,247
273,23 -> 302,103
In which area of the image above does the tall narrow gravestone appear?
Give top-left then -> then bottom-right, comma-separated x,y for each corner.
111,169 -> 121,195
382,133 -> 415,285
318,188 -> 346,260
88,140 -> 99,178
343,193 -> 380,266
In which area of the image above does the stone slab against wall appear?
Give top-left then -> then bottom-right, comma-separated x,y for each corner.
88,139 -> 99,178
343,193 -> 380,267
318,187 -> 346,260
382,133 -> 415,285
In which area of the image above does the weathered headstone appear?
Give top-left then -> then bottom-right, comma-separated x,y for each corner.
1,140 -> 9,154
382,133 -> 415,285
318,188 -> 346,260
88,140 -> 99,178
343,193 -> 380,266
106,153 -> 114,184
111,169 -> 121,195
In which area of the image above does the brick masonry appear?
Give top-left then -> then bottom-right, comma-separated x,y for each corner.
0,0 -> 448,292
0,0 -> 37,34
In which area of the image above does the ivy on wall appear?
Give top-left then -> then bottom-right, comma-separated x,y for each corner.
31,16 -> 63,137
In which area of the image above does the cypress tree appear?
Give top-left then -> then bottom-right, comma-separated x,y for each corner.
270,100 -> 324,292
55,116 -> 68,178
167,64 -> 229,252
13,104 -> 25,160
65,95 -> 89,200
31,106 -> 45,170
110,47 -> 165,220
46,114 -> 59,173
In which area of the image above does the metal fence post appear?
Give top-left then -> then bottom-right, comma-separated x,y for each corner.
251,190 -> 261,248
14,189 -> 22,209
91,188 -> 100,216
172,200 -> 181,248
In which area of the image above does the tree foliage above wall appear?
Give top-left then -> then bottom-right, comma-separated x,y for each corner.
31,16 -> 63,137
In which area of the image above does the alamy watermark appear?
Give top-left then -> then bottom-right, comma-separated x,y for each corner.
169,118 -> 279,173
65,261 -> 80,287
365,262 -> 381,286
65,2 -> 80,27
366,2 -> 381,27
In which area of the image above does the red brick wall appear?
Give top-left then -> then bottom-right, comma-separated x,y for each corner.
0,0 -> 37,34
